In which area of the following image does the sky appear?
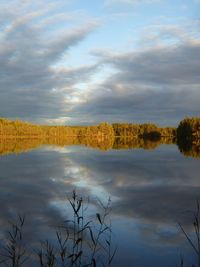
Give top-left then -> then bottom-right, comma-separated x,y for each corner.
0,0 -> 199,126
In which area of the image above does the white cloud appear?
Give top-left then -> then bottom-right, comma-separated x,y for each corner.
104,0 -> 163,7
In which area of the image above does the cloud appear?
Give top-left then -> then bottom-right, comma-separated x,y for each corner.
96,42 -> 200,86
0,1 -> 199,126
104,0 -> 140,5
0,1 -> 99,122
104,0 -> 163,7
70,33 -> 200,125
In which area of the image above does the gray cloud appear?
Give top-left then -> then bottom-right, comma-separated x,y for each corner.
71,40 -> 200,125
0,1 -> 199,126
0,1 -> 99,122
103,44 -> 200,85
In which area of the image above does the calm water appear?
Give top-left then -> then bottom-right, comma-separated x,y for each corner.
0,142 -> 200,266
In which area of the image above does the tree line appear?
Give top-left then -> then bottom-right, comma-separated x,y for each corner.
0,116 -> 199,141
112,123 -> 176,139
0,119 -> 114,139
0,116 -> 200,157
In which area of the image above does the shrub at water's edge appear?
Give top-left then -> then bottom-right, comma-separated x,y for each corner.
177,117 -> 200,158
177,117 -> 200,141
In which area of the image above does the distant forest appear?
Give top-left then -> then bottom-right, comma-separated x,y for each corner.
0,117 -> 199,158
0,117 -> 199,139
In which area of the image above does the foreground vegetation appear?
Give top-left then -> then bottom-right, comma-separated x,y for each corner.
0,191 -> 116,267
0,191 -> 200,267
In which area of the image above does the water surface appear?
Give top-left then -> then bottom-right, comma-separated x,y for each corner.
0,141 -> 199,266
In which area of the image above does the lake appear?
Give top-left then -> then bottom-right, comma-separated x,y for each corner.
0,140 -> 199,266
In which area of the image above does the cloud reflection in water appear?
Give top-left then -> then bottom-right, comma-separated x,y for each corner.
0,145 -> 199,266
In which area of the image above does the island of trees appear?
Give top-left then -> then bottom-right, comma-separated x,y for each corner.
0,117 -> 199,158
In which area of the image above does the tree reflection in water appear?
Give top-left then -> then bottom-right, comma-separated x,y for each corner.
0,136 -> 200,159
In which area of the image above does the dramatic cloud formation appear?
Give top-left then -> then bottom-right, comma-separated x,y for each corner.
0,0 -> 199,125
72,42 -> 200,125
0,1 -> 99,123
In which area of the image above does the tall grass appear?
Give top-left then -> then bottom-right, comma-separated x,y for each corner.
178,201 -> 200,267
0,215 -> 27,267
0,191 -> 116,267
